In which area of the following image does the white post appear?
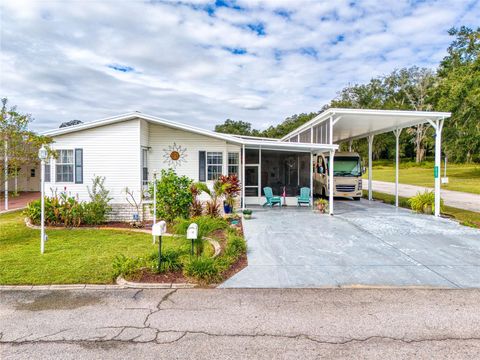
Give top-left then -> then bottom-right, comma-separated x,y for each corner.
368,135 -> 374,201
4,140 -> 8,211
152,172 -> 157,244
241,144 -> 245,209
394,129 -> 402,207
348,140 -> 353,152
329,150 -> 334,215
310,152 -> 313,206
434,119 -> 444,217
40,159 -> 45,254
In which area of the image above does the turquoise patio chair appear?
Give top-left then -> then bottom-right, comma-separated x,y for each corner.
263,187 -> 282,208
297,187 -> 311,207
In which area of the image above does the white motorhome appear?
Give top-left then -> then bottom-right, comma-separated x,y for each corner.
313,151 -> 363,200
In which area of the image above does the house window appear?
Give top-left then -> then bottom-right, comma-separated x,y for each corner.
142,148 -> 148,186
228,152 -> 239,177
45,160 -> 51,182
207,152 -> 222,180
30,169 -> 35,177
55,150 -> 74,182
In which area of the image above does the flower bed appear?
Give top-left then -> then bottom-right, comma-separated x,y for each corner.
112,215 -> 247,286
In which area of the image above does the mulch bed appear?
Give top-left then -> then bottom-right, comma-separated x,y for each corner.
132,269 -> 189,284
129,219 -> 248,285
221,253 -> 248,281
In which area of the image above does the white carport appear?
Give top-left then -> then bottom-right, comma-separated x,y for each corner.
281,108 -> 451,217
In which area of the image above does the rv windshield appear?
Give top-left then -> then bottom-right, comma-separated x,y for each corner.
330,156 -> 361,177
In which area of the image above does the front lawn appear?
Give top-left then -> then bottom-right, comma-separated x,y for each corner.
0,211 -> 184,285
363,160 -> 480,195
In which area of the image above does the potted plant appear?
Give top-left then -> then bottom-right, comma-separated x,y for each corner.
243,209 -> 253,219
314,198 -> 329,214
219,175 -> 241,214
223,196 -> 235,214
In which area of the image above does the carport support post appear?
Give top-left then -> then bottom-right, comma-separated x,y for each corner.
329,150 -> 335,215
310,152 -> 313,206
241,144 -> 245,209
393,129 -> 402,207
367,135 -> 374,201
430,118 -> 445,217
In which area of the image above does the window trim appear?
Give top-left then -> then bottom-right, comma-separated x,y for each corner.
206,151 -> 223,181
141,147 -> 148,187
227,152 -> 239,177
55,149 -> 75,183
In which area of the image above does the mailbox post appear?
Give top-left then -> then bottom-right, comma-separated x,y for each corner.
187,223 -> 198,257
152,220 -> 167,272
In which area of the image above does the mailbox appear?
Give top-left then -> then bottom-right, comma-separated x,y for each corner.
152,221 -> 167,236
187,223 -> 198,240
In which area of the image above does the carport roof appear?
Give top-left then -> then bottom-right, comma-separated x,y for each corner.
281,108 -> 451,143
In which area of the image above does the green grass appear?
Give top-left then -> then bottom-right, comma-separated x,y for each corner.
0,211 -> 190,285
363,160 -> 480,195
364,190 -> 480,228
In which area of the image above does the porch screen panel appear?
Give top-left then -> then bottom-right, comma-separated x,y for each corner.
299,130 -> 310,143
260,150 -> 310,197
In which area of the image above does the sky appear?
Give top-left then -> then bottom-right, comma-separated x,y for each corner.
1,0 -> 479,132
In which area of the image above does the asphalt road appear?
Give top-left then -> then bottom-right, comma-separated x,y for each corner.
1,288 -> 480,359
364,180 -> 480,212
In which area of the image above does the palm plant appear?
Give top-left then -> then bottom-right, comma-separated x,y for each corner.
194,181 -> 229,217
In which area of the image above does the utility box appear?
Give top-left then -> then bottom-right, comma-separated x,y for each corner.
152,221 -> 167,236
187,223 -> 198,240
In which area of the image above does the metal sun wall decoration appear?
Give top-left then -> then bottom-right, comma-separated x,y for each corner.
162,142 -> 188,168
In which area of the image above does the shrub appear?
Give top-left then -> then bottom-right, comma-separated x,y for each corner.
112,254 -> 147,280
408,191 -> 444,214
183,256 -> 220,283
224,233 -> 247,259
194,181 -> 228,217
24,193 -> 83,227
86,176 -> 112,224
218,175 -> 241,208
174,216 -> 228,256
189,184 -> 204,217
150,169 -> 193,223
147,249 -> 183,273
174,216 -> 228,240
24,177 -> 112,226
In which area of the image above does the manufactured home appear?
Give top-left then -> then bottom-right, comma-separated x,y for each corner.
41,108 -> 450,220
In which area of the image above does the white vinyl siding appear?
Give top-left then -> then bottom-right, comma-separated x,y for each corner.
148,123 -> 240,184
56,150 -> 74,182
48,119 -> 141,203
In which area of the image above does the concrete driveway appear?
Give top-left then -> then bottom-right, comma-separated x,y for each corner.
221,200 -> 480,288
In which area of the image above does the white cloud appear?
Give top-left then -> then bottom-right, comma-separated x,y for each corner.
0,0 -> 477,132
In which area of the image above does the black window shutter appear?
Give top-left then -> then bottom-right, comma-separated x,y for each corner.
75,148 -> 83,184
199,151 -> 206,181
